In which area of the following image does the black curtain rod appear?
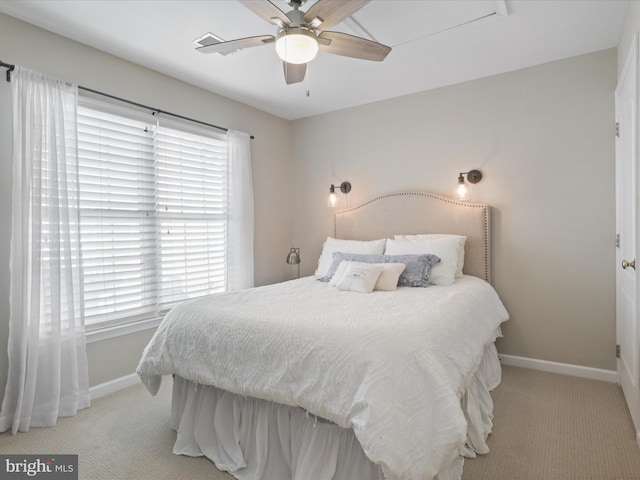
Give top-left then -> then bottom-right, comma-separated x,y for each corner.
79,86 -> 254,139
1,61 -> 15,82
0,60 -> 254,140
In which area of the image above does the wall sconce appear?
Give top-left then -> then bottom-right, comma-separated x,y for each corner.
328,181 -> 352,208
457,170 -> 482,201
286,247 -> 301,278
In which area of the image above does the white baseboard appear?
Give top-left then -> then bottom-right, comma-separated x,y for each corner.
89,373 -> 140,401
499,354 -> 618,383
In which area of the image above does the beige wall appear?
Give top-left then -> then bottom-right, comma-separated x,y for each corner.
0,13 -> 294,399
291,49 -> 617,371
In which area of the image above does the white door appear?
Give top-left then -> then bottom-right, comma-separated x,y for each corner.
616,34 -> 640,442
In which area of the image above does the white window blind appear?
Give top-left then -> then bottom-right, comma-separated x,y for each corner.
77,98 -> 228,330
155,118 -> 228,308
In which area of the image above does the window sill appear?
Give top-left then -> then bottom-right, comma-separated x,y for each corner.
86,317 -> 162,343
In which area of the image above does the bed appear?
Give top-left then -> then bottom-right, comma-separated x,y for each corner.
137,192 -> 509,480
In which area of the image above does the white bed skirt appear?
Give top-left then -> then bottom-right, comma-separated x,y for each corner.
170,342 -> 501,480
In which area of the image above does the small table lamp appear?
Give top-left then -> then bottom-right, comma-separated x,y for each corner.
286,247 -> 301,278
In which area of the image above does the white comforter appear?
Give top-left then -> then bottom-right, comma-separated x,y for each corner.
137,275 -> 508,480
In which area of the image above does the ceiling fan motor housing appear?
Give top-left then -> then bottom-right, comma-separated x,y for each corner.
284,5 -> 306,28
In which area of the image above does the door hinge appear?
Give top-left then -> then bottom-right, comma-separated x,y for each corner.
617,344 -> 621,358
617,233 -> 621,248
616,122 -> 620,137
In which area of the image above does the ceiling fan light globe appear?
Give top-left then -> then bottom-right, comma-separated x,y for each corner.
276,28 -> 318,64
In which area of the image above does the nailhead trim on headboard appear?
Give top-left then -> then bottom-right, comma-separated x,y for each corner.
334,192 -> 490,282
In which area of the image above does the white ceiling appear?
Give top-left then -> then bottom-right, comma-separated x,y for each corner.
0,0 -> 629,120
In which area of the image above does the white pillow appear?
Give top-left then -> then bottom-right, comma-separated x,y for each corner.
335,263 -> 384,293
329,260 -> 353,286
330,261 -> 406,291
315,237 -> 386,278
393,234 -> 466,278
385,237 -> 461,286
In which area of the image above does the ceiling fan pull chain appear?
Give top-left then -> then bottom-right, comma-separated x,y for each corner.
306,63 -> 311,97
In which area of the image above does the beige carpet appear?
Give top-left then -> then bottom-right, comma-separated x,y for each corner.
463,365 -> 640,480
1,365 -> 640,480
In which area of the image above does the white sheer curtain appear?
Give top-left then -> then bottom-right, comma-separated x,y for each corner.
226,130 -> 254,291
0,67 -> 90,434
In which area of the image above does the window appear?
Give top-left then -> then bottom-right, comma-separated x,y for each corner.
77,97 -> 228,332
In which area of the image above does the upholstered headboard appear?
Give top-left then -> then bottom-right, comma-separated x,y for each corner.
334,192 -> 491,282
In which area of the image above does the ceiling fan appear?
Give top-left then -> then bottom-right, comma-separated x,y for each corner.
195,0 -> 392,85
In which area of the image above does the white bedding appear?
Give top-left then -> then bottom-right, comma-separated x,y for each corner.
137,275 -> 509,480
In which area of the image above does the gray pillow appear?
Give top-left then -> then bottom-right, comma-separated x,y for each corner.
319,252 -> 440,287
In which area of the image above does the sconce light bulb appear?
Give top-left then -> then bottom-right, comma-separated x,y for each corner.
457,179 -> 469,201
328,184 -> 338,208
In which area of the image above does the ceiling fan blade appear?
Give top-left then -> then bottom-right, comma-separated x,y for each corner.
318,31 -> 391,61
196,35 -> 275,55
283,62 -> 306,85
304,0 -> 370,30
239,0 -> 291,26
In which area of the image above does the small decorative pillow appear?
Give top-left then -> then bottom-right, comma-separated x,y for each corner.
385,237 -> 461,286
330,261 -> 407,291
373,262 -> 406,291
329,261 -> 354,286
394,234 -> 466,278
320,253 -> 440,287
335,263 -> 384,293
314,237 -> 387,279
